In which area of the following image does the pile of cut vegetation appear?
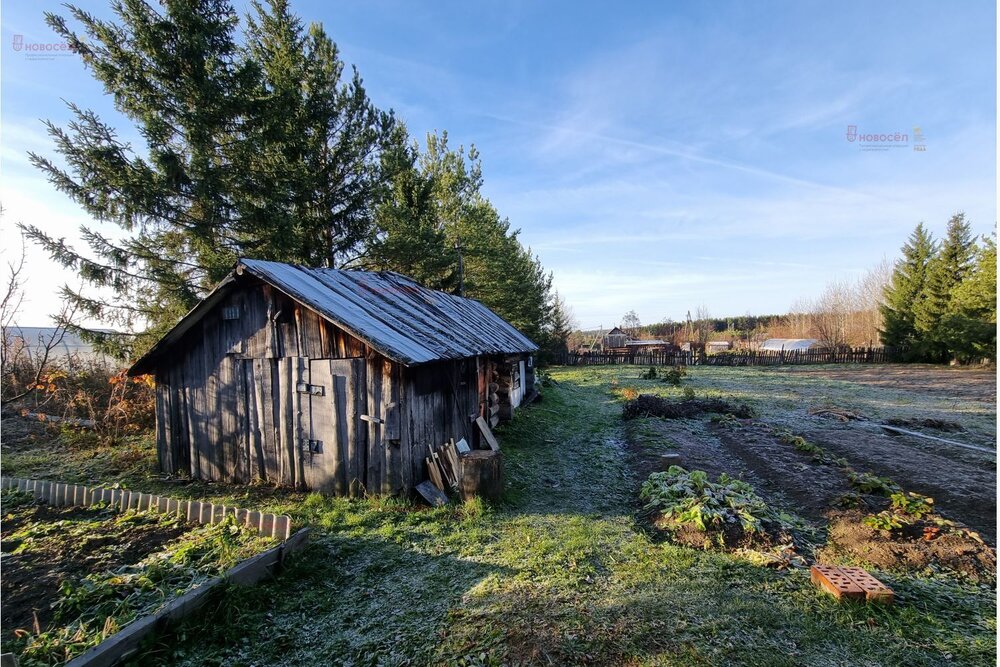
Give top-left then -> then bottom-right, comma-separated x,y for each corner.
639,466 -> 792,552
623,394 -> 754,420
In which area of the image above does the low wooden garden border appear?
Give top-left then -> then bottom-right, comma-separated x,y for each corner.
0,476 -> 292,539
0,475 -> 309,667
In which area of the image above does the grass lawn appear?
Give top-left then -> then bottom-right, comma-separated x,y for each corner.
1,364 -> 995,666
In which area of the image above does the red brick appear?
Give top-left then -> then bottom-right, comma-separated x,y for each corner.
840,567 -> 894,604
811,565 -> 865,600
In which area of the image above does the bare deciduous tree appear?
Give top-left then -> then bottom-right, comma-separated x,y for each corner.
1,225 -> 79,407
810,280 -> 853,350
694,305 -> 713,347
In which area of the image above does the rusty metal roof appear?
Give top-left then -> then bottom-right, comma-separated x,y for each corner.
129,259 -> 536,374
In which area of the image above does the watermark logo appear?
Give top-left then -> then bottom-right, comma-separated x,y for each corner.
846,124 -> 925,152
10,34 -> 77,61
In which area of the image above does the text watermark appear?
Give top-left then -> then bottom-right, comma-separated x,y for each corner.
11,34 -> 77,61
846,125 -> 926,152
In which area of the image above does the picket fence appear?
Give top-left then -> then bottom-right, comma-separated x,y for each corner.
0,475 -> 293,540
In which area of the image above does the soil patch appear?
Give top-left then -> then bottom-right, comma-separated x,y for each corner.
782,365 -> 996,403
819,510 -> 996,581
708,423 -> 855,525
623,395 -> 753,420
625,418 -> 853,527
0,500 -> 189,642
885,417 -> 964,433
799,425 -> 997,544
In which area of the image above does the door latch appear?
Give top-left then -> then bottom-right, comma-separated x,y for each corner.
296,382 -> 325,396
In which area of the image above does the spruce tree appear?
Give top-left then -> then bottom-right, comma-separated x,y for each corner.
938,233 -> 997,363
24,0 -> 394,356
913,214 -> 976,361
880,223 -> 935,358
542,291 -> 574,359
363,131 -> 554,344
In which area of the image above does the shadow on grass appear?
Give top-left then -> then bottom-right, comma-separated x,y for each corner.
132,533 -> 512,667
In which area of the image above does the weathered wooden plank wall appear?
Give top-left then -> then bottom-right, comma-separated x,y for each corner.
151,277 -> 533,496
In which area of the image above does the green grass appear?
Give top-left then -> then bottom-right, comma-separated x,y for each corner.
2,365 -> 995,666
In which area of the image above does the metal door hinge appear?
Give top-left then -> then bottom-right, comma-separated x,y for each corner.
296,382 -> 325,396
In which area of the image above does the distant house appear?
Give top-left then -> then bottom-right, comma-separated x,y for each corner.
624,339 -> 674,352
759,338 -> 819,352
705,340 -> 732,354
3,326 -> 115,366
128,259 -> 537,497
602,327 -> 629,349
601,327 -> 674,353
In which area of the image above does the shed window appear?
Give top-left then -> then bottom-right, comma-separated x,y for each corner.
222,305 -> 241,320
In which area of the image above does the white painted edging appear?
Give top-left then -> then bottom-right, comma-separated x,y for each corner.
0,476 -> 293,539
63,528 -> 311,667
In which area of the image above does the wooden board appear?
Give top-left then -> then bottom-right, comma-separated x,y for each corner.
475,416 -> 500,452
426,456 -> 445,491
415,480 -> 448,507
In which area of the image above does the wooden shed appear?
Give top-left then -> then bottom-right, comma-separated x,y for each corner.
127,259 -> 537,497
602,327 -> 629,350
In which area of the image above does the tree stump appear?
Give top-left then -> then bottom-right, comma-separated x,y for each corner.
460,450 -> 503,501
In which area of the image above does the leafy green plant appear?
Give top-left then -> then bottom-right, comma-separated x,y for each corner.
710,413 -> 744,429
660,366 -> 686,386
863,512 -> 906,531
890,491 -> 934,518
640,466 -> 780,535
861,492 -> 936,532
772,429 -> 828,461
848,471 -> 901,496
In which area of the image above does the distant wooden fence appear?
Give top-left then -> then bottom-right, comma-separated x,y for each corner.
0,476 -> 293,540
556,346 -> 895,367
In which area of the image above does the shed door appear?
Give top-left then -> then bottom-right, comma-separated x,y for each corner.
297,358 -> 367,496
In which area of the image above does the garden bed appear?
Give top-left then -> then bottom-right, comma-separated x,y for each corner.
621,376 -> 997,580
0,488 -> 278,666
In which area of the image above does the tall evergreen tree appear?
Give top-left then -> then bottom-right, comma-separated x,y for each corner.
937,233 -> 997,363
363,131 -> 553,344
880,223 -> 935,358
913,213 -> 976,361
24,0 -> 394,356
541,291 -> 574,359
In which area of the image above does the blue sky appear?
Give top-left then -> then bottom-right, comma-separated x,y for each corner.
1,0 -> 996,329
